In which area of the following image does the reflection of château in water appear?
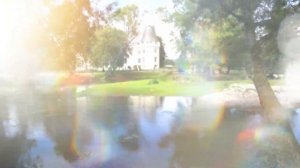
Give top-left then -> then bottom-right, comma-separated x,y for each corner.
125,26 -> 164,70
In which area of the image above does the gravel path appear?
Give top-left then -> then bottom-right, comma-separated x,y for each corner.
200,84 -> 300,109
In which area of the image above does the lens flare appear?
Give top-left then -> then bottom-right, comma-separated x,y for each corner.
278,14 -> 300,104
210,104 -> 226,130
66,105 -> 113,167
0,1 -> 47,76
70,111 -> 81,159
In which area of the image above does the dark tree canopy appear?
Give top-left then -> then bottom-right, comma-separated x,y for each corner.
169,0 -> 300,120
44,0 -> 93,71
157,36 -> 167,68
90,27 -> 129,70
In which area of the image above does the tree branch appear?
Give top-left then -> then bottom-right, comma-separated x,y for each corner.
217,0 -> 245,22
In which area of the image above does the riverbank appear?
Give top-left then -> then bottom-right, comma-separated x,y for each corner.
0,70 -> 283,96
83,79 -> 283,96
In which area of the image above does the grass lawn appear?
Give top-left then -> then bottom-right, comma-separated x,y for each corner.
80,71 -> 170,83
83,79 -> 283,96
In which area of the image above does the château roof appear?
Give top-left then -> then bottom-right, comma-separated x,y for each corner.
141,26 -> 159,43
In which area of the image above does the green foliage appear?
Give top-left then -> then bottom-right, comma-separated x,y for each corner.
90,27 -> 128,69
168,0 -> 300,116
165,59 -> 176,66
184,29 -> 212,72
166,0 -> 248,71
112,5 -> 140,43
87,4 -> 140,70
43,0 -> 93,71
169,0 -> 299,72
211,16 -> 249,69
157,36 -> 166,67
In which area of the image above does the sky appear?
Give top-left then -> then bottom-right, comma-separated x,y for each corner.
117,0 -> 169,11
102,0 -> 180,59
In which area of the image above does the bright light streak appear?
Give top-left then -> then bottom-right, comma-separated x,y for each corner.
278,14 -> 300,103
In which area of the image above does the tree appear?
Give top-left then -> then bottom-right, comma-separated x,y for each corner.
210,16 -> 248,72
111,4 -> 141,67
189,26 -> 220,74
158,36 -> 167,68
112,5 -> 140,44
86,4 -> 140,70
169,0 -> 299,121
43,0 -> 93,71
90,27 -> 128,70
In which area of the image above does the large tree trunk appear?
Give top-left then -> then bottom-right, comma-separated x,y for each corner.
246,27 -> 286,122
251,48 -> 285,121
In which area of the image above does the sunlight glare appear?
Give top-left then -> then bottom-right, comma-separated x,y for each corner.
278,14 -> 300,103
0,0 -> 46,78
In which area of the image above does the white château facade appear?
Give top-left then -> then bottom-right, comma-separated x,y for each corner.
125,26 -> 161,70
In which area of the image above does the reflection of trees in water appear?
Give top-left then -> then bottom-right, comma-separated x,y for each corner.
41,94 -> 139,163
162,106 -> 246,168
88,96 -> 140,151
40,95 -> 141,163
44,115 -> 81,162
0,96 -> 42,168
129,96 -> 162,123
165,129 -> 206,168
165,104 -> 300,168
89,96 -> 132,128
0,92 -> 142,166
17,150 -> 43,168
42,90 -> 84,162
2,90 -> 83,163
0,132 -> 41,168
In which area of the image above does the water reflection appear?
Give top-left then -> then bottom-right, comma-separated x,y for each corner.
290,108 -> 300,144
0,95 -> 41,168
0,91 -> 300,168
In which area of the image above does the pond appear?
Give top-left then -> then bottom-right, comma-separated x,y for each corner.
0,90 -> 300,168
